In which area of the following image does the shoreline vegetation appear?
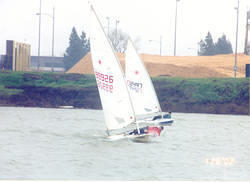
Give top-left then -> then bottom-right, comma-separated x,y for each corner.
0,71 -> 249,115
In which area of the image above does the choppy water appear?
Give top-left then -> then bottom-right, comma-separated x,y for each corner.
0,107 -> 249,180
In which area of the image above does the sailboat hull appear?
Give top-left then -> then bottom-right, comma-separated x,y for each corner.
107,133 -> 152,142
150,119 -> 174,126
128,134 -> 151,143
138,118 -> 174,126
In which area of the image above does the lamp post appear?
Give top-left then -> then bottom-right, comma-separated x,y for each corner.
36,7 -> 55,71
37,0 -> 42,71
106,17 -> 110,38
115,19 -> 119,45
234,0 -> 239,78
51,7 -> 55,71
149,36 -> 162,56
159,35 -> 162,56
174,0 -> 180,56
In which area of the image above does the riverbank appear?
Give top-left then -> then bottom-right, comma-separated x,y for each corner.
0,71 -> 249,115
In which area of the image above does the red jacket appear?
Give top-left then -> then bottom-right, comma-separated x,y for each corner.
147,126 -> 162,136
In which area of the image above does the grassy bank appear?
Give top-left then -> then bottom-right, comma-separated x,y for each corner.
0,71 -> 249,114
154,77 -> 249,114
0,71 -> 96,88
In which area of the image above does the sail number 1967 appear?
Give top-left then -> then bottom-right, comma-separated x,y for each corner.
95,71 -> 113,93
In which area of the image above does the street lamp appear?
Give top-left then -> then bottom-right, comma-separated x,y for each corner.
234,0 -> 239,78
149,36 -> 162,56
115,19 -> 119,45
36,7 -> 55,71
106,17 -> 110,38
174,0 -> 180,56
160,35 -> 162,56
37,0 -> 42,71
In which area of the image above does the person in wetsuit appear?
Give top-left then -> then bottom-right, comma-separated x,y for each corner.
128,126 -> 149,135
129,126 -> 164,136
163,112 -> 172,119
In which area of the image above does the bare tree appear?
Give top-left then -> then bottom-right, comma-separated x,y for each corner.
108,29 -> 128,53
132,37 -> 142,52
108,28 -> 141,53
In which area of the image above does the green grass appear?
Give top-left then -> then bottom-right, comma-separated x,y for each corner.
0,71 -> 97,88
0,71 -> 249,105
0,85 -> 23,96
153,76 -> 250,104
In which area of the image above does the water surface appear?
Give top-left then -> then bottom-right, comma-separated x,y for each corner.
0,107 -> 249,180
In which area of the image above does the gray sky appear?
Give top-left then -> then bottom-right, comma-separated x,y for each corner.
0,0 -> 249,56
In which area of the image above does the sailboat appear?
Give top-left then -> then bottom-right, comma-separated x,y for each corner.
125,38 -> 174,126
89,4 -> 162,142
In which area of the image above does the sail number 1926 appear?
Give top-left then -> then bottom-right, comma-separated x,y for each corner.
95,71 -> 113,93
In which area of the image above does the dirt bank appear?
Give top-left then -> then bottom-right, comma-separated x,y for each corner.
67,53 -> 249,78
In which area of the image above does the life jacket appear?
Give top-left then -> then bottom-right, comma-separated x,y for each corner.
147,126 -> 162,136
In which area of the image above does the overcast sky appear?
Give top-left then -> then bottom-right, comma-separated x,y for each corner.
0,0 -> 249,56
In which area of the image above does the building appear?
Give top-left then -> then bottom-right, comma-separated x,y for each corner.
30,56 -> 64,72
0,55 -> 6,69
0,40 -> 65,72
4,40 -> 31,71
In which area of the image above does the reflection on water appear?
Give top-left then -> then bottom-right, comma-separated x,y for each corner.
0,107 -> 249,180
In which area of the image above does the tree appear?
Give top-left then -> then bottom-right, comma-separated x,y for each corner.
80,31 -> 90,55
108,29 -> 129,53
215,34 -> 233,54
198,32 -> 232,56
203,32 -> 216,56
198,40 -> 206,56
64,27 -> 90,71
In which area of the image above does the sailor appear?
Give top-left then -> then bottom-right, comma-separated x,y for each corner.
147,126 -> 164,136
163,112 -> 172,119
129,126 -> 149,135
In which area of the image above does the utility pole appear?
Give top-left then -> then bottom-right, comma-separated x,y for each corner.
244,10 -> 250,55
160,36 -> 162,56
115,19 -> 119,47
174,0 -> 180,56
38,0 -> 42,71
52,7 -> 55,57
52,7 -> 55,71
106,17 -> 110,38
234,0 -> 239,78
36,6 -> 55,72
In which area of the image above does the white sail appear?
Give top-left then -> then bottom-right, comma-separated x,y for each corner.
125,38 -> 162,115
89,5 -> 135,131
